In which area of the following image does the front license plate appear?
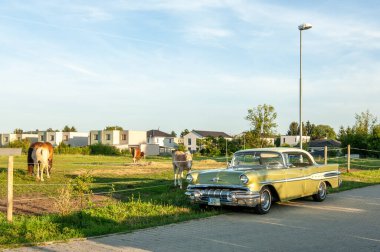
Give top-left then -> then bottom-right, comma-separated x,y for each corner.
208,197 -> 221,206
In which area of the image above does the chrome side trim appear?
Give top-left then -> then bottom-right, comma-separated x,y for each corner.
260,170 -> 340,185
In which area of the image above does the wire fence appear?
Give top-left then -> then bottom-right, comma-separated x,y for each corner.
1,146 -> 380,219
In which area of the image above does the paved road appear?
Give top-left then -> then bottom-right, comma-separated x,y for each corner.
7,185 -> 380,252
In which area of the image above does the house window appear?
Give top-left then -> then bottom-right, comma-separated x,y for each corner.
64,135 -> 69,141
283,138 -> 285,143
50,135 -> 55,141
188,138 -> 191,145
5,137 -> 9,142
106,134 -> 111,140
169,139 -> 172,143
40,136 -> 44,141
156,138 -> 159,143
94,134 -> 99,140
122,134 -> 126,141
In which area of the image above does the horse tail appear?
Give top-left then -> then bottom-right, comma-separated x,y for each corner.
27,146 -> 34,175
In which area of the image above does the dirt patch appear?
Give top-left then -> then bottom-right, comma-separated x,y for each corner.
0,194 -> 111,215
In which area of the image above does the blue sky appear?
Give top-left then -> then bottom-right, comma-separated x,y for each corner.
1,0 -> 379,136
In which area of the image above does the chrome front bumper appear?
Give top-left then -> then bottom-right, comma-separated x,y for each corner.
185,186 -> 260,207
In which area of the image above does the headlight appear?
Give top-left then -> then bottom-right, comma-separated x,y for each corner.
240,174 -> 249,184
186,174 -> 193,183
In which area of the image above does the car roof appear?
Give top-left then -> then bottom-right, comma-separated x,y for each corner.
235,147 -> 311,155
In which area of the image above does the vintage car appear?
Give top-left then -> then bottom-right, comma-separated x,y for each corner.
185,148 -> 340,214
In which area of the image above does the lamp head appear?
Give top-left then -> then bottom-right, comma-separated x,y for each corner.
298,23 -> 312,30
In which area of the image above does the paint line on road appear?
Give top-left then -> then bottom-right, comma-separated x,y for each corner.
352,235 -> 380,243
199,238 -> 251,249
367,202 -> 380,206
254,220 -> 308,230
279,202 -> 365,213
345,195 -> 380,201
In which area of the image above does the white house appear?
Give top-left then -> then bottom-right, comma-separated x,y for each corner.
281,135 -> 310,147
184,130 -> 233,152
62,132 -> 89,146
37,131 -> 89,147
147,129 -> 177,153
88,129 -> 148,150
0,133 -> 38,146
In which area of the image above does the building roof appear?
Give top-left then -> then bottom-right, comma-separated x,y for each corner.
308,139 -> 341,148
192,130 -> 232,138
147,130 -> 173,138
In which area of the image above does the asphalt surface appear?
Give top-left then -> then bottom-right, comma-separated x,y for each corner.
6,185 -> 380,252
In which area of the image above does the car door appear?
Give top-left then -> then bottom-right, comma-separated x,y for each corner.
284,152 -> 314,199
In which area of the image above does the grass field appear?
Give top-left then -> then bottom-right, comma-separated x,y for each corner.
0,154 -> 379,248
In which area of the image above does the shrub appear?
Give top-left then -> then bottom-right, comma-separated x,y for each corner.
55,142 -> 90,155
89,143 -> 122,156
8,139 -> 31,153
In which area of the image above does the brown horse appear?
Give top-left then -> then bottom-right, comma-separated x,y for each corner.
131,147 -> 145,163
27,142 -> 53,175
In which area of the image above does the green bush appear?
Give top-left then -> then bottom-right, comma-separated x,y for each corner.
55,142 -> 90,155
89,143 -> 123,156
8,139 -> 31,153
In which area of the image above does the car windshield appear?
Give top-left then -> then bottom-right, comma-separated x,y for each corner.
230,151 -> 284,170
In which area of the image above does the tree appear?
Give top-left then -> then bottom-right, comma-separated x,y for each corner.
245,104 -> 277,136
63,125 -> 77,132
311,125 -> 336,140
170,131 -> 177,137
46,128 -> 58,132
104,126 -> 123,131
354,110 -> 377,134
180,129 -> 190,137
305,121 -> 315,136
338,110 -> 379,157
287,122 -> 299,135
13,128 -> 23,134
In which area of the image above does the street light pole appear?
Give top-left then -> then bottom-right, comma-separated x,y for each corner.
298,23 -> 312,150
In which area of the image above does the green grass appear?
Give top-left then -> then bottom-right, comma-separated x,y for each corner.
0,197 -> 218,248
0,154 -> 379,248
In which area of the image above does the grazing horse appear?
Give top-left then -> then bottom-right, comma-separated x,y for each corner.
32,147 -> 50,181
131,147 -> 144,163
27,142 -> 53,175
172,150 -> 193,189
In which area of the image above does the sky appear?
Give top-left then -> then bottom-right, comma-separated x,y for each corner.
1,0 -> 379,136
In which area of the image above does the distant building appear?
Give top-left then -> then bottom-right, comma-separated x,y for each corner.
88,130 -> 155,154
0,133 -> 38,146
147,129 -> 177,153
280,135 -> 310,147
62,132 -> 89,146
308,139 -> 341,158
184,130 -> 232,152
38,131 -> 88,146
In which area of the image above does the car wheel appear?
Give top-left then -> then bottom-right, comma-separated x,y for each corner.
312,181 -> 327,202
254,186 -> 272,215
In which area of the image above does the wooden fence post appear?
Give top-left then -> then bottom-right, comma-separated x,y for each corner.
0,148 -> 22,223
347,144 -> 351,173
324,146 -> 328,165
7,156 -> 14,223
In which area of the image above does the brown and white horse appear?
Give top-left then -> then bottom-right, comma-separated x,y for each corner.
172,151 -> 193,189
32,146 -> 50,181
131,147 -> 144,163
27,142 -> 53,175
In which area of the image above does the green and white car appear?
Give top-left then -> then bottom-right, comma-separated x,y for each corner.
185,148 -> 341,214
